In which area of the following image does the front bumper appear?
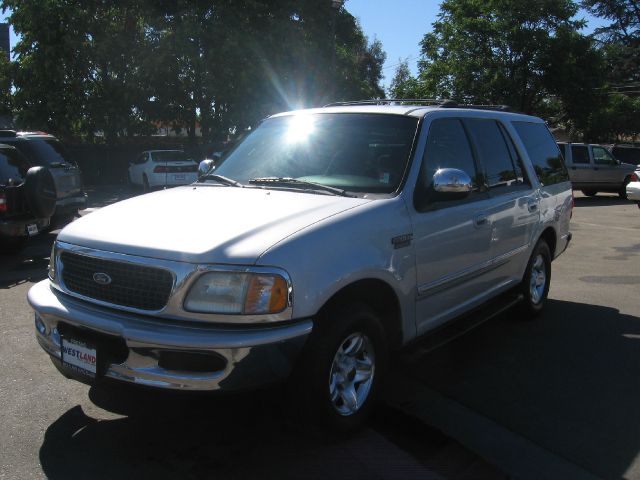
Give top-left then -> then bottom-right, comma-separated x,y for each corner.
28,280 -> 312,391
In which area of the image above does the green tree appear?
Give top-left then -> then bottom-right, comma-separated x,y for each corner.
415,0 -> 594,113
387,59 -> 419,99
582,0 -> 639,83
2,0 -> 387,142
0,55 -> 12,121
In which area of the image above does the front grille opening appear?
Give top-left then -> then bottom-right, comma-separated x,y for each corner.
157,351 -> 227,373
60,251 -> 173,311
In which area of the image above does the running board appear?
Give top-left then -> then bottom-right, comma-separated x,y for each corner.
400,292 -> 524,364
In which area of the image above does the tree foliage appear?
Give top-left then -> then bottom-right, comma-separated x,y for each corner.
583,0 -> 640,83
414,0 -> 597,113
388,0 -> 639,141
0,0 -> 386,142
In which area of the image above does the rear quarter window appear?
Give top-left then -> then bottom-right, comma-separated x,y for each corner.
512,122 -> 569,186
0,148 -> 30,185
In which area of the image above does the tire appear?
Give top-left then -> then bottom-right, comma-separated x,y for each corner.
142,175 -> 150,193
581,189 -> 597,197
24,166 -> 57,218
619,177 -> 631,200
518,240 -> 551,318
288,302 -> 388,434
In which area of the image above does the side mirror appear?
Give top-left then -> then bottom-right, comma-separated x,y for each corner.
198,159 -> 215,178
433,168 -> 473,196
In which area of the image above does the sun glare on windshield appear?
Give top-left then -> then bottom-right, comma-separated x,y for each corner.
285,114 -> 315,144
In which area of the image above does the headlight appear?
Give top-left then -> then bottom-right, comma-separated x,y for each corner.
184,271 -> 290,315
48,242 -> 57,282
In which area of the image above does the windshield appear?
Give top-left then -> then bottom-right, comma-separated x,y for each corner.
14,137 -> 75,167
152,151 -> 193,162
211,113 -> 419,194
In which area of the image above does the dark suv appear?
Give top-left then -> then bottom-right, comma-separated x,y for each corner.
0,131 -> 86,222
0,144 -> 57,252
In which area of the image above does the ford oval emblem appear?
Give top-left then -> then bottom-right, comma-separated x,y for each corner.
93,272 -> 112,285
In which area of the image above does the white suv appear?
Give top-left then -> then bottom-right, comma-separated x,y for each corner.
29,101 -> 572,431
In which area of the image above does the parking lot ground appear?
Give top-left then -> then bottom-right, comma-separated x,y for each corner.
388,192 -> 640,479
0,186 -> 503,480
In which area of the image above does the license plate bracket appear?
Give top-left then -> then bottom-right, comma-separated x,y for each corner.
61,337 -> 98,378
174,174 -> 186,181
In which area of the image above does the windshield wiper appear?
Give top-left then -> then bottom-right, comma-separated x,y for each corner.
199,173 -> 243,187
248,177 -> 353,197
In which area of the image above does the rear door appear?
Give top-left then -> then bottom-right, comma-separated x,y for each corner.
567,144 -> 592,187
463,118 -> 539,282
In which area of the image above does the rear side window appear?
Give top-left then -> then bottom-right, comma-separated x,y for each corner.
512,122 -> 569,186
0,148 -> 29,184
464,119 -> 527,190
571,145 -> 590,164
12,137 -> 74,167
151,151 -> 190,162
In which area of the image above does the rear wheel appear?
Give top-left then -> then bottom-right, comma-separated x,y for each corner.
581,189 -> 597,197
518,240 -> 551,318
288,303 -> 387,434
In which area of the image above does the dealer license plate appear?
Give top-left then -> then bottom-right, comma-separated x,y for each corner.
174,174 -> 186,181
26,224 -> 38,236
61,337 -> 97,378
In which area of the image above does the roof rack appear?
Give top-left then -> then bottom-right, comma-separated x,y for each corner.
323,99 -> 513,112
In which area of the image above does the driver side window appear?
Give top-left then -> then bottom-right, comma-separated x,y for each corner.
592,146 -> 615,165
414,118 -> 481,210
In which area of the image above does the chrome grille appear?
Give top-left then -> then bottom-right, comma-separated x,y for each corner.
60,252 -> 173,311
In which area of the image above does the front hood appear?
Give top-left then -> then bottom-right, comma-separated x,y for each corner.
59,186 -> 370,264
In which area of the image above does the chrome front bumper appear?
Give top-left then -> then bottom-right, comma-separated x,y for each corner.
28,280 -> 312,391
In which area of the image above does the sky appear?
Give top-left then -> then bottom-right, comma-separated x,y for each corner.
1,2 -> 610,92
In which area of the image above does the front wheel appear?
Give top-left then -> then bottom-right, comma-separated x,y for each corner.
288,303 -> 388,434
619,178 -> 631,200
518,240 -> 551,318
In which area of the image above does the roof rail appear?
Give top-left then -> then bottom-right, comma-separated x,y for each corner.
323,99 -> 453,107
0,129 -> 17,137
323,99 -> 514,112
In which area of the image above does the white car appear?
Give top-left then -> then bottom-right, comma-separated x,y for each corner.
626,171 -> 640,202
128,150 -> 198,192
